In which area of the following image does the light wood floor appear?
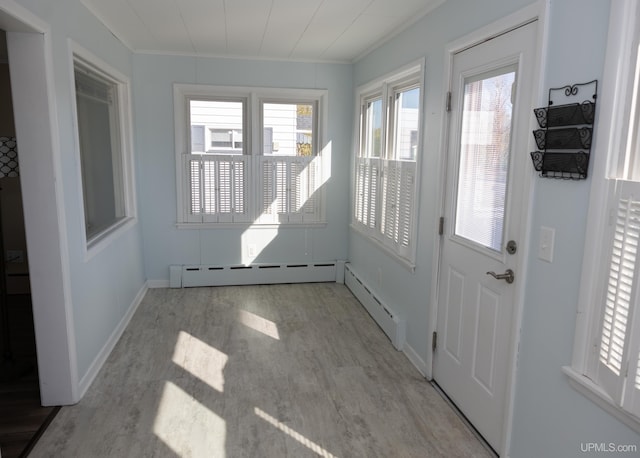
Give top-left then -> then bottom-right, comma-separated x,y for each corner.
29,283 -> 492,457
0,294 -> 58,458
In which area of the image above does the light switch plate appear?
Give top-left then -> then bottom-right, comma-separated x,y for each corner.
539,226 -> 555,263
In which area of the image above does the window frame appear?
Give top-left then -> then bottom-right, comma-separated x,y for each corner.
69,42 -> 137,259
564,0 -> 640,433
351,60 -> 424,268
174,84 -> 328,228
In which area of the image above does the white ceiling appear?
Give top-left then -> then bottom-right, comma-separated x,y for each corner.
81,0 -> 445,63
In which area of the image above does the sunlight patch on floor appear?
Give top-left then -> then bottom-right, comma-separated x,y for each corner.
154,381 -> 226,457
254,407 -> 338,458
238,309 -> 280,340
172,330 -> 228,392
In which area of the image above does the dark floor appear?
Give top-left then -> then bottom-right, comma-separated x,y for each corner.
0,294 -> 58,458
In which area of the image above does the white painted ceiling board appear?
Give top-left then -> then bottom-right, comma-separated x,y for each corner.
324,15 -> 398,61
224,0 -> 273,56
259,0 -> 324,58
179,0 -> 227,55
128,0 -> 196,53
82,0 -> 155,51
80,0 -> 447,62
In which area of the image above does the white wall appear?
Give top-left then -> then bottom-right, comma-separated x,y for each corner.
352,0 -> 640,456
8,0 -> 146,400
133,55 -> 352,282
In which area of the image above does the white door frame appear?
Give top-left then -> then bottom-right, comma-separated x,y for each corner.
427,1 -> 549,455
0,0 -> 78,405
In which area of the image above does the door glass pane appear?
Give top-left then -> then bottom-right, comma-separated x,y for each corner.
455,67 -> 516,252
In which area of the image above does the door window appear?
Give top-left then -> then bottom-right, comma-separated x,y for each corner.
454,67 -> 516,252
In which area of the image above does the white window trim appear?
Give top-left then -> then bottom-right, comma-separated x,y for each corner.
351,59 -> 424,269
565,0 -> 640,433
173,84 -> 328,228
68,41 -> 137,260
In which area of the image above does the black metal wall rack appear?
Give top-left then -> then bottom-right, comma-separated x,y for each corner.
530,80 -> 597,179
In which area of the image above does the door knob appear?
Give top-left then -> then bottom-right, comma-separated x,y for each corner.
486,269 -> 515,284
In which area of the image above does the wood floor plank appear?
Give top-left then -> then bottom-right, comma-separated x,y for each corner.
29,283 -> 493,458
0,294 -> 56,458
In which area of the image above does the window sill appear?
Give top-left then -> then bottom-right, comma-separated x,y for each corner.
350,223 -> 416,272
176,221 -> 328,230
562,366 -> 640,434
85,216 -> 137,261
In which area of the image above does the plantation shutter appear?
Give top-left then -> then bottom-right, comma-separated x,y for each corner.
397,161 -> 416,255
354,158 -> 366,224
187,156 -> 202,223
380,160 -> 415,256
381,160 -> 400,240
185,154 -> 249,223
354,157 -> 380,230
260,158 -> 275,222
258,156 -> 321,224
596,179 -> 640,417
302,157 -> 322,221
259,158 -> 287,223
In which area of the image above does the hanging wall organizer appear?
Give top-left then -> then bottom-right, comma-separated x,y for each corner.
530,80 -> 597,179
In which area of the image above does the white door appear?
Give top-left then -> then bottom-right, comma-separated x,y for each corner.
434,21 -> 537,453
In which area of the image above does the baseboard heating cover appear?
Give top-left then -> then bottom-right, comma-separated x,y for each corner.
344,263 -> 406,350
172,261 -> 343,288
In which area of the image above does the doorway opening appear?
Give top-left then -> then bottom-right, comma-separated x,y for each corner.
0,28 -> 59,458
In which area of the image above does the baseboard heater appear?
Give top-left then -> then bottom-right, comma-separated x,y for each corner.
171,261 -> 342,288
344,263 -> 405,350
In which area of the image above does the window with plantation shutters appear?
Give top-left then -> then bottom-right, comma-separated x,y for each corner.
352,64 -> 423,266
593,181 -> 640,419
566,0 -> 640,432
174,84 -> 327,227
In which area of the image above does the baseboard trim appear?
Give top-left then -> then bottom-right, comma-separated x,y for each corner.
77,282 -> 148,398
403,342 -> 427,377
147,279 -> 169,288
344,263 -> 406,350
179,262 -> 337,287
